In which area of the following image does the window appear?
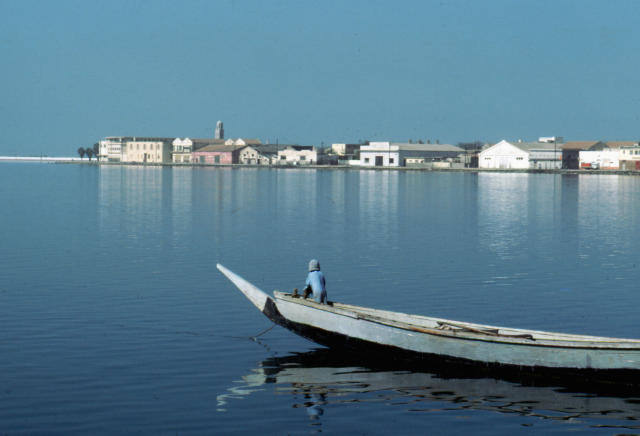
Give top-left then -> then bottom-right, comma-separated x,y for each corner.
300,156 -> 306,160
516,157 -> 523,160
389,158 -> 394,164
364,158 -> 370,163
214,155 -> 220,164
280,155 -> 286,160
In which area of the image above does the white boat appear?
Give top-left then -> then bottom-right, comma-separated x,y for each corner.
217,264 -> 640,379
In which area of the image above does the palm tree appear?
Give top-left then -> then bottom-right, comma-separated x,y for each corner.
92,143 -> 99,161
77,147 -> 86,159
85,148 -> 94,161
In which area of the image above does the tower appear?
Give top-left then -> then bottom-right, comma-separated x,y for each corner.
215,120 -> 224,140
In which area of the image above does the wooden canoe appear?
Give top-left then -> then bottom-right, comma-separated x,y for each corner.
217,264 -> 640,378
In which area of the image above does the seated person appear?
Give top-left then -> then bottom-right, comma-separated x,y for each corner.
303,259 -> 327,304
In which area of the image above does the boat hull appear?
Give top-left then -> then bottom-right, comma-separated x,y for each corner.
217,264 -> 640,381
273,296 -> 640,371
271,306 -> 640,386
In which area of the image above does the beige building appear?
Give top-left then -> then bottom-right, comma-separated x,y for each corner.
122,137 -> 172,163
239,145 -> 279,165
617,142 -> 640,170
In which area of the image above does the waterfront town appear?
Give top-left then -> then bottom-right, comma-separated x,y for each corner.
92,121 -> 640,171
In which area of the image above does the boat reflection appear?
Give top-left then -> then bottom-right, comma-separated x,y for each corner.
218,348 -> 640,428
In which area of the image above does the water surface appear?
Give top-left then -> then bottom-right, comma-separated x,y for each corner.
2,163 -> 640,434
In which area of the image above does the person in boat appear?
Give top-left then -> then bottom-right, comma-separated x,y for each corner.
303,259 -> 327,304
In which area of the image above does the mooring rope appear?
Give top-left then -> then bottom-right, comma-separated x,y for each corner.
250,323 -> 275,341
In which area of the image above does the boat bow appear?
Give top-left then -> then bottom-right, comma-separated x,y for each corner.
217,263 -> 286,325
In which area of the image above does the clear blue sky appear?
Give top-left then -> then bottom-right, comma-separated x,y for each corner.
2,0 -> 640,156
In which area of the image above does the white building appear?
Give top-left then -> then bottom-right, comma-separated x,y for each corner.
172,138 -> 194,163
579,150 -> 619,170
277,145 -> 317,165
358,142 -> 463,167
99,137 -> 125,162
479,140 -> 562,169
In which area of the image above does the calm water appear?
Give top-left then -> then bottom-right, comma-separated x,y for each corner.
2,163 -> 640,434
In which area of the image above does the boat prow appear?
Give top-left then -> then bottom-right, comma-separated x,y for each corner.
217,263 -> 271,312
217,263 -> 287,325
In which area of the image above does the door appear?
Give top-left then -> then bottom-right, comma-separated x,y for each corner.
375,156 -> 384,166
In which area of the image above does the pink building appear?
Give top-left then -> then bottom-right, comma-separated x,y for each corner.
192,144 -> 245,164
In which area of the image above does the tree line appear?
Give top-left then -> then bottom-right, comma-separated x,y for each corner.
77,143 -> 99,160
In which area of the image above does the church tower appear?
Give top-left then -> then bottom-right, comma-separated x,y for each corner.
215,120 -> 224,140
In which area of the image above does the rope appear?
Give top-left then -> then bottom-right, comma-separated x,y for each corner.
250,323 -> 275,341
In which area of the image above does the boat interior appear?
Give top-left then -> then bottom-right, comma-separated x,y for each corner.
273,291 -> 640,347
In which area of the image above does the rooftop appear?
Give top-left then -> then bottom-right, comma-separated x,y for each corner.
193,144 -> 246,153
363,142 -> 463,152
561,141 -> 603,150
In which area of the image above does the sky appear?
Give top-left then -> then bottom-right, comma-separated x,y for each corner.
2,0 -> 640,156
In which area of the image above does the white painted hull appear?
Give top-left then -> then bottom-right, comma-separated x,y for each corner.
217,264 -> 640,371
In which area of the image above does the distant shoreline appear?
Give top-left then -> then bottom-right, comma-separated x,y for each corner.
2,157 -> 639,175
0,156 -> 83,162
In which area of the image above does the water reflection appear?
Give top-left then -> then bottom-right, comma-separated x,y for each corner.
218,348 -> 640,430
358,170 -> 399,240
98,167 -> 400,246
577,175 -> 640,260
477,173 -> 533,259
170,168 -> 193,241
95,168 -> 640,333
477,173 -> 640,261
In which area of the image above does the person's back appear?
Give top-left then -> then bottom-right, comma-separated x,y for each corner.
305,259 -> 327,304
